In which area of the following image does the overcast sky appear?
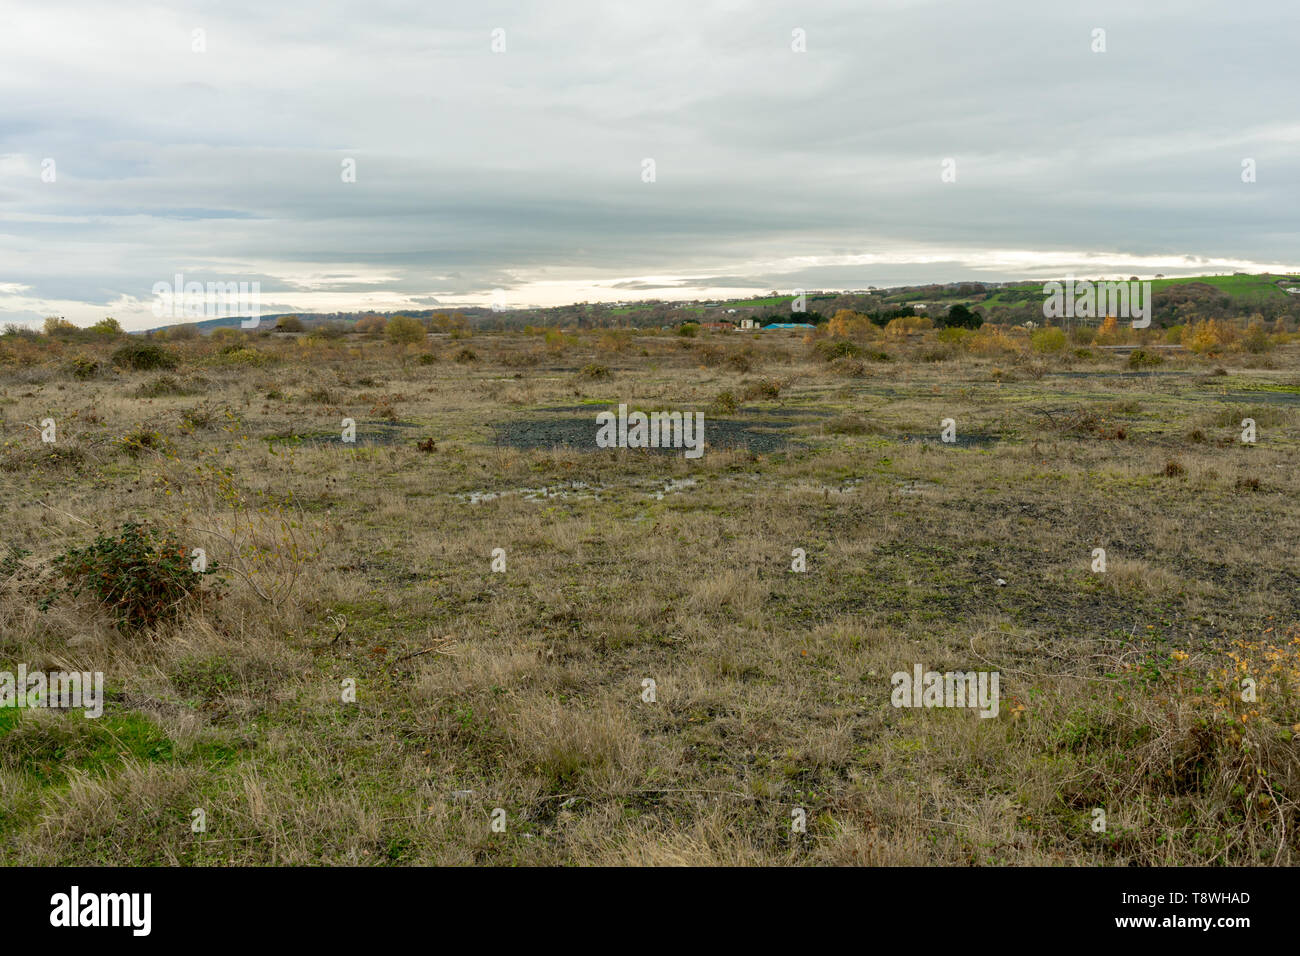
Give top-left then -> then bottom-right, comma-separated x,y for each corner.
3,0 -> 1299,329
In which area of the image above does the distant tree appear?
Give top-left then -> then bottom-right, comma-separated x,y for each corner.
43,316 -> 78,336
354,314 -> 386,335
385,314 -> 425,346
940,303 -> 983,329
310,322 -> 347,340
164,323 -> 199,341
89,317 -> 124,336
275,315 -> 304,332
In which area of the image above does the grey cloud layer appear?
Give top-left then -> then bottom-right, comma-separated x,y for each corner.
1,0 -> 1297,325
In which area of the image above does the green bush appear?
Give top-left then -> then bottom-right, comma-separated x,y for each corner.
47,522 -> 221,629
1031,327 -> 1067,353
68,356 -> 101,380
936,327 -> 974,345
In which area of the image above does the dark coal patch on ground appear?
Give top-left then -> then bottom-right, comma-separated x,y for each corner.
1045,370 -> 1193,379
490,416 -> 795,454
539,404 -> 832,421
1213,391 -> 1300,406
896,433 -> 1002,448
266,420 -> 424,447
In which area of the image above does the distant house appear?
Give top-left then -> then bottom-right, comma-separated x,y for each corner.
701,322 -> 734,331
738,318 -> 759,330
1287,287 -> 1300,295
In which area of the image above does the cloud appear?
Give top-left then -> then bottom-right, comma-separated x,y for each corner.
2,0 -> 1299,328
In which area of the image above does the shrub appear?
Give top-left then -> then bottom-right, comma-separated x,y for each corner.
454,348 -> 478,364
1128,347 -> 1165,369
47,522 -> 221,629
180,403 -> 233,431
677,322 -> 699,338
969,326 -> 1023,357
275,315 -> 304,332
1182,319 -> 1237,354
354,315 -> 386,335
814,339 -> 861,361
884,315 -> 934,335
742,378 -> 782,401
210,327 -> 245,346
68,356 -> 101,380
726,350 -> 755,373
936,327 -> 975,346
578,363 -> 612,380
43,316 -> 79,336
1030,327 -> 1067,353
89,317 -> 124,336
163,324 -> 199,341
112,342 -> 176,371
214,346 -> 273,367
385,314 -> 425,346
310,322 -> 347,341
135,375 -> 190,397
417,352 -> 437,365
1242,320 -> 1273,354
829,357 -> 868,377
713,390 -> 738,413
120,427 -> 168,456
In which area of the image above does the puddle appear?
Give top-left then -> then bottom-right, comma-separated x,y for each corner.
457,476 -> 700,504
794,478 -> 864,495
267,421 -> 423,447
490,417 -> 793,454
897,478 -> 941,495
460,481 -> 599,504
650,477 -> 697,499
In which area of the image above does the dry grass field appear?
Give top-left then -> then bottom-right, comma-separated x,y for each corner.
2,322 -> 1299,865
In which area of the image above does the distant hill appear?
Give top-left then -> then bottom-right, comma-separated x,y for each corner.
143,273 -> 1300,335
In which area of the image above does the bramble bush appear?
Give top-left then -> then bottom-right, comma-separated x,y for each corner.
111,342 -> 176,371
47,522 -> 222,629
